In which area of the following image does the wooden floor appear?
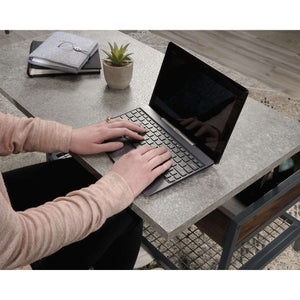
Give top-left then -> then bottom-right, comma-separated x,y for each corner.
1,30 -> 300,97
152,31 -> 300,98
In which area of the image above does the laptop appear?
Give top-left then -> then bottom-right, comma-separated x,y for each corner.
108,42 -> 248,196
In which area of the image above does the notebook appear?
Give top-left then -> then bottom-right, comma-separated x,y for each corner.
27,41 -> 101,77
108,42 -> 248,196
28,32 -> 98,73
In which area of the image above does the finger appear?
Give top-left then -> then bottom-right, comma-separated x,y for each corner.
143,146 -> 168,161
109,117 -> 144,130
109,119 -> 146,133
134,145 -> 155,155
91,142 -> 124,153
108,117 -> 121,122
148,151 -> 172,170
109,117 -> 139,125
105,128 -> 145,141
151,160 -> 173,179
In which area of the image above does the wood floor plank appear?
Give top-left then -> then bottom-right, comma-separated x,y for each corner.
203,31 -> 300,72
153,30 -> 300,97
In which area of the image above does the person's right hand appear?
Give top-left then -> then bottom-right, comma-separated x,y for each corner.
110,145 -> 172,197
70,118 -> 146,155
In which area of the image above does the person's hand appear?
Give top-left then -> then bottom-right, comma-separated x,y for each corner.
110,145 -> 172,197
70,118 -> 146,155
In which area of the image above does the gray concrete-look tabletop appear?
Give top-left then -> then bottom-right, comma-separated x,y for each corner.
0,30 -> 299,239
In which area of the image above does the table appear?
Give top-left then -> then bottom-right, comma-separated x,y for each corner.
0,30 -> 299,242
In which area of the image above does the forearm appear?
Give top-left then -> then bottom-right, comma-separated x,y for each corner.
0,171 -> 134,270
0,112 -> 72,155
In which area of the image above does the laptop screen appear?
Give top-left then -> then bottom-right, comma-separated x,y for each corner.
149,42 -> 248,163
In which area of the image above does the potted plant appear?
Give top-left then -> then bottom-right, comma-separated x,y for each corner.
102,42 -> 133,90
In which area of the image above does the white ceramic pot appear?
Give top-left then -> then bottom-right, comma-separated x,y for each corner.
103,60 -> 133,89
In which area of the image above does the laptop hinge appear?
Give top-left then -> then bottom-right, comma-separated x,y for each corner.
161,117 -> 195,146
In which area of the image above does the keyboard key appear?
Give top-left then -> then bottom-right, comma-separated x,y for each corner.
174,156 -> 181,163
174,173 -> 181,180
179,161 -> 187,168
197,161 -> 204,167
166,176 -> 176,183
170,169 -> 177,176
174,165 -> 187,177
183,165 -> 193,174
183,156 -> 190,162
188,161 -> 199,171
177,151 -> 184,158
173,147 -> 180,154
147,131 -> 154,137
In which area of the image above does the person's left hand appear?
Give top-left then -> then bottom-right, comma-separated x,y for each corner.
70,118 -> 146,155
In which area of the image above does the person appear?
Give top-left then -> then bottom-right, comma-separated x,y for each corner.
0,112 -> 172,270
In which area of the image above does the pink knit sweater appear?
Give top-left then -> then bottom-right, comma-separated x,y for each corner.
0,112 -> 134,270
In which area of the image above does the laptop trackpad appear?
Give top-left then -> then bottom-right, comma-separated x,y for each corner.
108,143 -> 135,162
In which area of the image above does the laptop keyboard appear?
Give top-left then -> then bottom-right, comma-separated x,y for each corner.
119,108 -> 204,184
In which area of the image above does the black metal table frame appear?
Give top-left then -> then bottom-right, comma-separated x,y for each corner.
142,168 -> 300,270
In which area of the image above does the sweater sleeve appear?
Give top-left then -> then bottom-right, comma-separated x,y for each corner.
0,112 -> 72,155
0,171 -> 134,270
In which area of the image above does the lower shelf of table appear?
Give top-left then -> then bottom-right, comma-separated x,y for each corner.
142,205 -> 299,270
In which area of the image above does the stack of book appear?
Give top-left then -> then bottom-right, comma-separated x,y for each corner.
27,32 -> 101,77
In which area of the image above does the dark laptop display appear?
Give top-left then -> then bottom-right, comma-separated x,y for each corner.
108,42 -> 248,195
150,42 -> 248,163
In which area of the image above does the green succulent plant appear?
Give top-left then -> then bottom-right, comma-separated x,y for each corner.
102,42 -> 133,66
